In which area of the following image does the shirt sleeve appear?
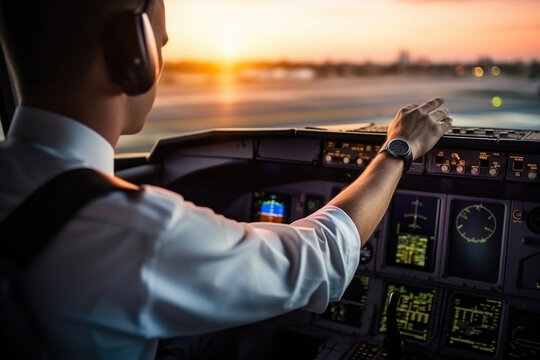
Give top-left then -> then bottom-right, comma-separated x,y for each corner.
140,188 -> 361,337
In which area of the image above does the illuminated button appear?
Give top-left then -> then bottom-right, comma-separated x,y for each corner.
441,164 -> 450,173
489,167 -> 499,177
356,158 -> 364,166
343,156 -> 351,164
528,171 -> 538,180
456,165 -> 465,174
325,154 -> 333,163
471,167 -> 480,176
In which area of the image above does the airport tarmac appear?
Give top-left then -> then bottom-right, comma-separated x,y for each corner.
117,75 -> 540,153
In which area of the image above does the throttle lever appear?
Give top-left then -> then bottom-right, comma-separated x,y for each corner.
384,290 -> 404,360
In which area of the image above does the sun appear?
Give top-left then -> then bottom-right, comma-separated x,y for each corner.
221,35 -> 242,62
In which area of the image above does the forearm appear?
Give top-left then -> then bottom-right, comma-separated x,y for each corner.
328,152 -> 403,245
328,97 -> 452,246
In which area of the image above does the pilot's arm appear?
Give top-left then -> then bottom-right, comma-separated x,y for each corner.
129,97 -> 451,337
329,97 -> 452,243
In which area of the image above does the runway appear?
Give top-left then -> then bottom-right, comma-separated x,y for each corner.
117,75 -> 540,153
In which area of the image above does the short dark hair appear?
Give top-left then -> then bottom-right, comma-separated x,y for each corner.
0,0 -> 141,97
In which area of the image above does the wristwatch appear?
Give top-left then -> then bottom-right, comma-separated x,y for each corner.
378,138 -> 413,174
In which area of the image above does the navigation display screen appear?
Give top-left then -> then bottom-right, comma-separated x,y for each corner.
252,192 -> 291,223
447,294 -> 503,354
321,275 -> 370,327
447,199 -> 505,283
387,194 -> 440,272
378,283 -> 437,342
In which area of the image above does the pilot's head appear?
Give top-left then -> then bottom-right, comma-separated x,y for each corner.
0,0 -> 168,135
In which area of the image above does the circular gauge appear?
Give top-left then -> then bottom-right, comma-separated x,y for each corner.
360,242 -> 373,264
455,203 -> 496,243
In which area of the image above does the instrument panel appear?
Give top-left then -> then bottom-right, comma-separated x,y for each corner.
119,127 -> 540,360
251,184 -> 539,359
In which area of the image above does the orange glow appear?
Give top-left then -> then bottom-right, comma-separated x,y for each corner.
473,67 -> 484,78
163,0 -> 540,63
455,65 -> 465,76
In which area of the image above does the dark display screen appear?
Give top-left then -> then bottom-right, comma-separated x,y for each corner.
447,199 -> 505,283
342,275 -> 370,303
378,283 -> 437,342
387,194 -> 439,272
304,194 -> 325,216
447,294 -> 503,354
321,275 -> 370,327
252,192 -> 291,223
505,310 -> 540,360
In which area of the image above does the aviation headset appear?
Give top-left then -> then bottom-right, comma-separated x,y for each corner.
103,0 -> 159,96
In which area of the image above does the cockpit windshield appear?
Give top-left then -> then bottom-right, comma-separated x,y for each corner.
117,0 -> 540,153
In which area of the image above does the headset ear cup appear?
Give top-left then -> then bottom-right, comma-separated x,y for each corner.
103,12 -> 158,96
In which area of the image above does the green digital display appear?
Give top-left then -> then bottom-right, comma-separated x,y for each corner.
379,283 -> 437,342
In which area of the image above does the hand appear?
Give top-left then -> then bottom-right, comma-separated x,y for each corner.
386,97 -> 453,159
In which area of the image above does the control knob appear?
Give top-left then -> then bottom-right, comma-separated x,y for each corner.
356,158 -> 364,166
441,164 -> 450,173
324,154 -> 333,163
489,167 -> 499,177
456,165 -> 465,174
343,156 -> 351,165
471,167 -> 480,176
528,171 -> 538,180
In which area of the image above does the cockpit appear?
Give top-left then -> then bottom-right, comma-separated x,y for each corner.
1,1 -> 539,359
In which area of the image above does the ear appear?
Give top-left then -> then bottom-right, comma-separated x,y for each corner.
103,11 -> 158,96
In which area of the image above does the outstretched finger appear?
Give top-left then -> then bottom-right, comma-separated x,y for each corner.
398,103 -> 418,115
420,97 -> 445,113
402,103 -> 419,110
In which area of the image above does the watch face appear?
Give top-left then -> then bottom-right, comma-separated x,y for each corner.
389,139 -> 410,156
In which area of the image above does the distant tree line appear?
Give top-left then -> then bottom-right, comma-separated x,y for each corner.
164,59 -> 540,79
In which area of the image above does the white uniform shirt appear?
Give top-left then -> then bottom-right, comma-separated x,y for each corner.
0,106 -> 361,360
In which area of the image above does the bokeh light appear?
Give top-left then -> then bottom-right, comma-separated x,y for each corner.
491,66 -> 501,76
455,65 -> 465,76
491,96 -> 503,108
473,67 -> 484,77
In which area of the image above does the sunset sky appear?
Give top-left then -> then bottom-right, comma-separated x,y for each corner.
162,0 -> 540,64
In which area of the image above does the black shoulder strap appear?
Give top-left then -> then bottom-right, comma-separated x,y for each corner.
0,167 -> 141,269
0,168 -> 141,359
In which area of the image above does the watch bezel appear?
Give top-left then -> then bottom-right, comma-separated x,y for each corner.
380,138 -> 413,173
387,139 -> 410,157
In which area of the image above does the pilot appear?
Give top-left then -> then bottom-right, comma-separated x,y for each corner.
0,0 -> 452,359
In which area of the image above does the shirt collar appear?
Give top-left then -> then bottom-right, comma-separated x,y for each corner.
8,106 -> 115,174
